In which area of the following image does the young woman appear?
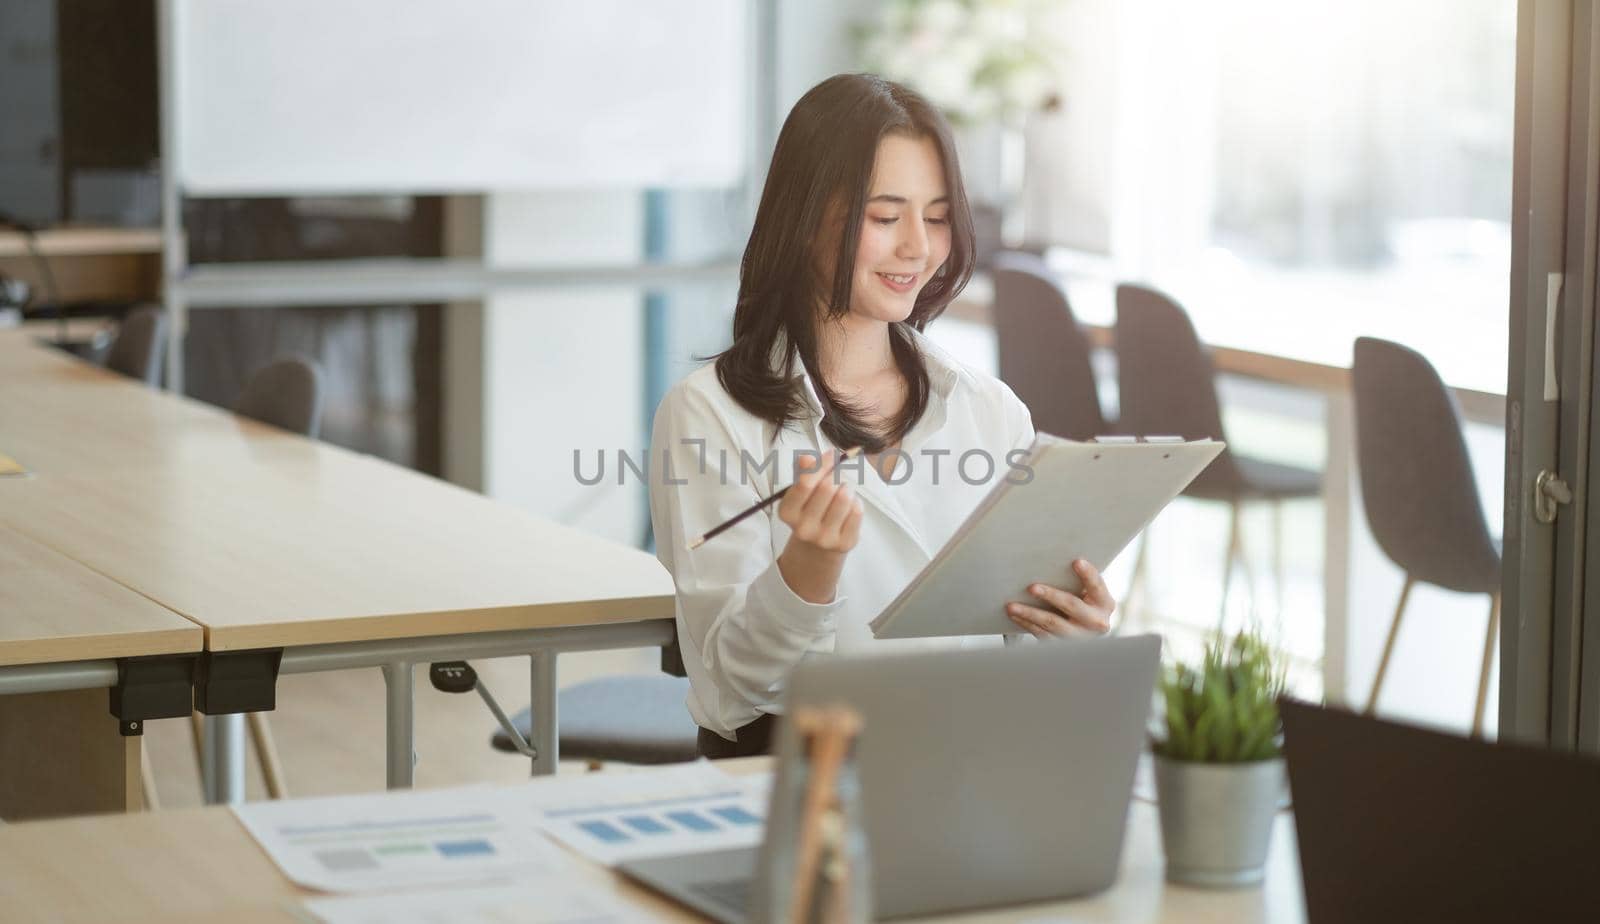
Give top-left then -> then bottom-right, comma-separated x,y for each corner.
649,74 -> 1115,758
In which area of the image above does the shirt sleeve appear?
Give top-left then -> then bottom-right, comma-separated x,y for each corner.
648,381 -> 844,738
997,379 -> 1038,452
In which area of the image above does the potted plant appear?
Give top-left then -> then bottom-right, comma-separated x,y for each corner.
1151,629 -> 1286,887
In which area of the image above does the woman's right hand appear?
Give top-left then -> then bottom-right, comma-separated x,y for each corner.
776,449 -> 864,604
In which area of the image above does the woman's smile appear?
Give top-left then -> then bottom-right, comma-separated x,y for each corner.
876,270 -> 920,293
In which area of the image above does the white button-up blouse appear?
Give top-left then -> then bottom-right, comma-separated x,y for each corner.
648,327 -> 1037,740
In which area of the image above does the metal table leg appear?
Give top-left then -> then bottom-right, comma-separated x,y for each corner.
529,650 -> 558,776
381,662 -> 415,789
202,713 -> 246,804
1322,392 -> 1354,705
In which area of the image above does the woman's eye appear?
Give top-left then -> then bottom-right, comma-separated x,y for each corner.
926,217 -> 949,225
870,216 -> 898,226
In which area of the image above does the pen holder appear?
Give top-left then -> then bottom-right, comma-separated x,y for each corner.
759,705 -> 873,924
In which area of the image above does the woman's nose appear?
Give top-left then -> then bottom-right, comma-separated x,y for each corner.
897,219 -> 929,261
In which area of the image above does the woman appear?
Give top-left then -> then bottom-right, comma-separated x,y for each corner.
649,74 -> 1115,758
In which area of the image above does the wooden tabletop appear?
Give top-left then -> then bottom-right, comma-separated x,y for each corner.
0,522 -> 201,667
0,327 -> 675,652
0,458 -> 673,650
0,227 -> 163,259
0,763 -> 1304,924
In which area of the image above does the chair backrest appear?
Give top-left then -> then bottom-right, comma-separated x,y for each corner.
991,251 -> 1108,439
234,357 -> 326,438
104,306 -> 167,386
1114,284 -> 1240,495
1351,337 -> 1500,593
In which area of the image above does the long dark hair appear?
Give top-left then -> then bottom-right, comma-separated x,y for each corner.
713,74 -> 976,454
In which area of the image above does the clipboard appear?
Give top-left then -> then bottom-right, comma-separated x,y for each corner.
869,434 -> 1225,639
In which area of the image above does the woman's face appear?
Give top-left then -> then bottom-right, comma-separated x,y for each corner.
832,133 -> 953,325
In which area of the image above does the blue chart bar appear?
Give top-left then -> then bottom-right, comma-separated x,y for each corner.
710,805 -> 760,826
666,810 -> 720,833
622,815 -> 672,835
577,820 -> 632,844
435,839 -> 495,858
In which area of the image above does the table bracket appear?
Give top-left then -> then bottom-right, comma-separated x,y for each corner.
109,654 -> 198,736
195,649 -> 283,715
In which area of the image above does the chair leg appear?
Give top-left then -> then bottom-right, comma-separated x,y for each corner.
248,712 -> 289,800
1219,502 -> 1243,628
140,744 -> 160,811
1365,575 -> 1415,714
189,710 -> 205,777
1472,593 -> 1502,738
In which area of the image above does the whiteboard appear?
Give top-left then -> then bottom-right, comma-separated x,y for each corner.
173,0 -> 747,194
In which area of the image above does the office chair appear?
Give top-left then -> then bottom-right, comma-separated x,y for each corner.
176,358 -> 327,804
1115,284 -> 1321,625
489,671 -> 700,766
1352,337 -> 1501,736
234,358 -> 325,438
991,251 -> 1111,440
990,253 -> 1166,624
104,306 -> 167,386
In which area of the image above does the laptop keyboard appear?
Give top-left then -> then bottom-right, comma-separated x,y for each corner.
690,878 -> 753,916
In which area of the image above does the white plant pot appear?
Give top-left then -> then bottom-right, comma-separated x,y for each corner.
1152,755 -> 1285,888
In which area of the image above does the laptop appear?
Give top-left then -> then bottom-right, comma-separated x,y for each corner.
620,635 -> 1161,921
1280,699 -> 1600,923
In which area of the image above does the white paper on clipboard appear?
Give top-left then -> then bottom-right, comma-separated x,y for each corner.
869,434 -> 1225,639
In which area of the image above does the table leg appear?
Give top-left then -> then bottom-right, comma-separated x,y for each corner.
529,650 -> 558,776
1322,391 -> 1354,704
0,690 -> 141,818
202,713 -> 246,804
381,662 -> 415,789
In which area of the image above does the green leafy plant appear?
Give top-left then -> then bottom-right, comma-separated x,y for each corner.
1153,630 -> 1286,763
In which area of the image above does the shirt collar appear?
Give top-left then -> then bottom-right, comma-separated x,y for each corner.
768,323 -> 967,422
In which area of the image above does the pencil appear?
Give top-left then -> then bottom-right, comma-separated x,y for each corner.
686,447 -> 861,550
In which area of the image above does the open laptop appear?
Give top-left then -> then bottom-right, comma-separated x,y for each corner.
620,635 -> 1161,921
1280,699 -> 1600,923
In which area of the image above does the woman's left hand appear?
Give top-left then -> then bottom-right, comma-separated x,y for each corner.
1005,559 -> 1116,639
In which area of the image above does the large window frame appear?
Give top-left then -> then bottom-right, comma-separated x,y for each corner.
1505,0 -> 1600,750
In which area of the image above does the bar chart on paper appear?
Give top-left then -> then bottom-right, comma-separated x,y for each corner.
531,763 -> 771,865
233,786 -> 571,893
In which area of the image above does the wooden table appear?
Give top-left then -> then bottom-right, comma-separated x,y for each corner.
0,762 -> 1305,924
0,327 -> 675,805
0,522 -> 202,818
0,226 -> 163,306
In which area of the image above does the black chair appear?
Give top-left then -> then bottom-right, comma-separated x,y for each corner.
991,251 -> 1111,439
1115,284 -> 1321,622
234,357 -> 326,438
104,306 -> 166,386
1351,337 -> 1501,736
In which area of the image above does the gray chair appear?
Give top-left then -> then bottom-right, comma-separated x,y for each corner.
491,673 -> 700,765
234,357 -> 326,438
1352,337 -> 1501,736
105,306 -> 167,386
991,251 -> 1111,439
1115,284 -> 1321,621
